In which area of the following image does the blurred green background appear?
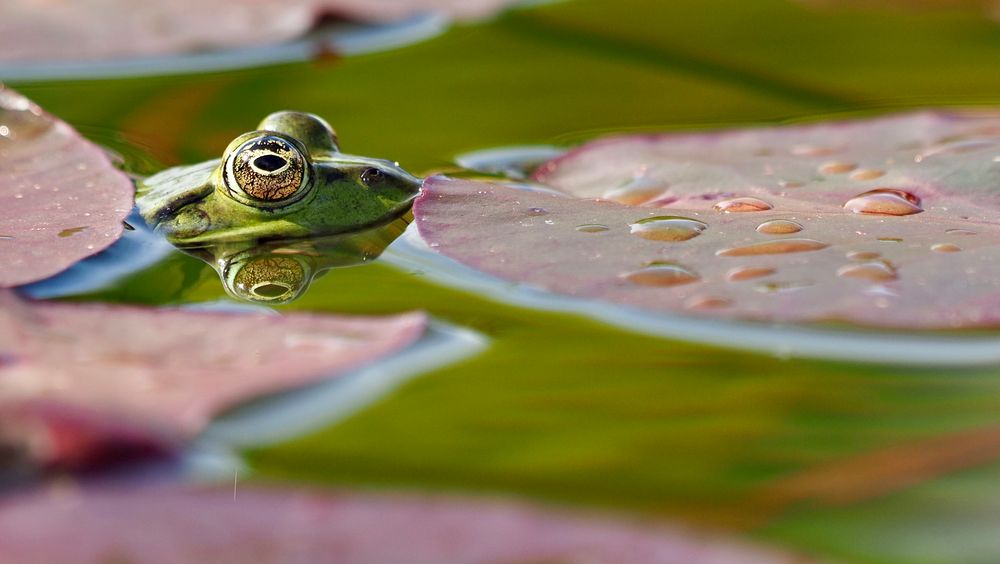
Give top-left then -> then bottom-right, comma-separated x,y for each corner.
14,0 -> 1000,561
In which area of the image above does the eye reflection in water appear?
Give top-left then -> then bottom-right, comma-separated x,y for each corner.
177,217 -> 409,304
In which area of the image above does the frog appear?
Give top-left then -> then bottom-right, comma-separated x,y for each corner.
136,111 -> 422,244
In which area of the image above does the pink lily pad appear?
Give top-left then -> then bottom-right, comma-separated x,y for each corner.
0,86 -> 134,288
0,0 -> 518,63
0,291 -> 425,469
0,486 -> 808,563
415,112 -> 1000,329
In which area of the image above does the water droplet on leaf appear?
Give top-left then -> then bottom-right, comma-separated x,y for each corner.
844,188 -> 923,216
622,262 -> 700,287
727,266 -> 776,281
847,250 -> 881,261
931,243 -> 961,253
819,162 -> 856,174
716,238 -> 829,257
837,261 -> 897,282
849,168 -> 885,181
713,197 -> 772,213
629,216 -> 707,241
756,219 -> 802,234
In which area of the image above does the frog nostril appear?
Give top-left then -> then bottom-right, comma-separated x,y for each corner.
253,154 -> 288,173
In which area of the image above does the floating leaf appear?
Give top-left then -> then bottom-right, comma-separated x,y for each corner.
0,87 -> 134,288
416,111 -> 1000,329
0,486 -> 808,563
0,0 -> 520,63
0,291 -> 425,471
533,111 -> 1000,216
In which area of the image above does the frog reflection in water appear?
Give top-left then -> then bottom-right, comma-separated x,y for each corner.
136,111 -> 421,302
186,218 -> 409,304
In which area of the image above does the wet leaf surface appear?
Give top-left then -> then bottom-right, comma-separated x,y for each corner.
0,485 -> 809,564
0,0 -> 519,63
416,112 -> 1000,329
0,87 -> 134,288
0,291 -> 425,471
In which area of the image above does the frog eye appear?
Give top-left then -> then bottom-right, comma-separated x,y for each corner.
360,167 -> 385,186
224,135 -> 311,206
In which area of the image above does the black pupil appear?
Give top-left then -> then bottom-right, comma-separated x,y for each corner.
254,154 -> 288,172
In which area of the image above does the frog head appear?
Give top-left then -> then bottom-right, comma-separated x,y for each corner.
137,111 -> 421,244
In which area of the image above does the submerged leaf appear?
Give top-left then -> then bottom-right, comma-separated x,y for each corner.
0,486 -> 808,563
0,87 -> 134,288
0,291 -> 425,470
0,0 -> 519,63
415,112 -> 1000,329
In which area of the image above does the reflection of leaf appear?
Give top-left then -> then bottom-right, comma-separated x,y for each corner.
0,87 -> 133,288
0,0 -> 520,63
753,424 -> 1000,508
761,460 -> 1000,563
415,112 -> 1000,329
0,291 -> 425,472
0,485 -> 810,563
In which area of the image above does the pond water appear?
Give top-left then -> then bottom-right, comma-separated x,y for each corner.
10,0 -> 1000,561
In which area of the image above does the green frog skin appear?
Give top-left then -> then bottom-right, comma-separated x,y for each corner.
137,111 -> 421,244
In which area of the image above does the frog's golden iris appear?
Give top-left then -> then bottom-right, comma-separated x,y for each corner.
225,134 -> 310,206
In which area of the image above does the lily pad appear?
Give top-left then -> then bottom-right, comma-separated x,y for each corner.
0,87 -> 134,288
0,0 -> 519,64
0,291 -> 425,470
415,112 -> 1000,329
0,486 -> 807,563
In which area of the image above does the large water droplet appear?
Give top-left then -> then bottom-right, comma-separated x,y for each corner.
837,261 -> 897,282
629,216 -> 707,241
931,243 -> 962,253
727,266 -> 776,281
716,238 -> 829,257
576,223 -> 609,233
844,188 -> 922,216
622,262 -> 700,287
713,197 -> 772,213
756,219 -> 802,234
527,207 -> 548,216
945,228 -> 976,236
